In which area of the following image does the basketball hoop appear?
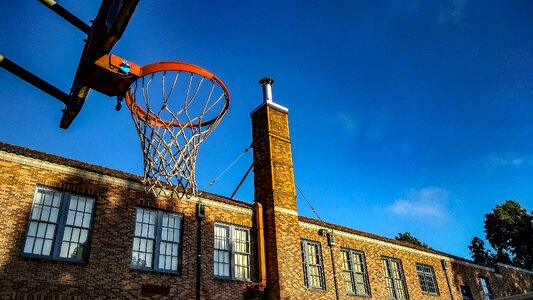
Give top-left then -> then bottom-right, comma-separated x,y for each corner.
125,61 -> 230,198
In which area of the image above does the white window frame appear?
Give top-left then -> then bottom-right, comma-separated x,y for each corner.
341,249 -> 370,296
130,207 -> 183,274
22,186 -> 96,263
213,223 -> 251,280
302,240 -> 326,290
480,277 -> 494,300
416,264 -> 439,295
382,257 -> 409,300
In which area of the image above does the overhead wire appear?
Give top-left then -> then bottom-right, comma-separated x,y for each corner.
200,144 -> 252,195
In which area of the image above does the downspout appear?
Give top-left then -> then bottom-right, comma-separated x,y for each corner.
321,230 -> 340,300
328,232 -> 340,300
248,202 -> 267,297
196,203 -> 206,300
442,259 -> 455,300
255,202 -> 267,287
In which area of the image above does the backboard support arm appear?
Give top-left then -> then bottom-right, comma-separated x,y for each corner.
38,0 -> 91,34
0,55 -> 69,105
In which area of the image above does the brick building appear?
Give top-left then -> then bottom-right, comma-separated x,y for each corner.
1,81 -> 532,299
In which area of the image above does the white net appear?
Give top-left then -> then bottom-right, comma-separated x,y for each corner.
126,63 -> 229,198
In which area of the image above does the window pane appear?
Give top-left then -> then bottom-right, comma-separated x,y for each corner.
43,192 -> 52,206
84,198 -> 94,213
45,224 -> 56,239
52,193 -> 62,207
37,223 -> 47,238
82,213 -> 91,228
61,242 -> 69,257
50,207 -> 60,223
74,212 -> 83,227
34,238 -> 44,255
69,196 -> 78,210
24,237 -> 35,254
27,221 -> 38,237
66,210 -> 75,225
41,206 -> 51,221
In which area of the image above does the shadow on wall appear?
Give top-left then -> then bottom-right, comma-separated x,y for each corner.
0,170 -> 258,300
0,173 -> 116,299
450,261 -> 533,300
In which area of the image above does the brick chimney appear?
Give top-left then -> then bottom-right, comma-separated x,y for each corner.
251,78 -> 302,299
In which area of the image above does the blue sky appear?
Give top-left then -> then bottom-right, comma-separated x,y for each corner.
1,1 -> 532,260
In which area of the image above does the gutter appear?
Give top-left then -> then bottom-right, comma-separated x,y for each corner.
247,202 -> 267,298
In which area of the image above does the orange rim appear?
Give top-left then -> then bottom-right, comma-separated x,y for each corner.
125,61 -> 230,128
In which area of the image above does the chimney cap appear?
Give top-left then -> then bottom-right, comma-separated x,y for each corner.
259,78 -> 275,86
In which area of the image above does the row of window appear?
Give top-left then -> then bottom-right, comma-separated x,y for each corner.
22,187 -> 494,299
22,187 -> 251,280
302,240 -> 495,300
303,240 -> 429,298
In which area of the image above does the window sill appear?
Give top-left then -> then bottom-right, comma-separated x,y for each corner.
305,287 -> 326,292
129,266 -> 181,276
421,292 -> 440,297
19,254 -> 87,265
214,276 -> 252,283
346,293 -> 371,298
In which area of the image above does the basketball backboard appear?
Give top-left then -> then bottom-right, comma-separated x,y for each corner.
61,0 -> 139,128
0,0 -> 139,129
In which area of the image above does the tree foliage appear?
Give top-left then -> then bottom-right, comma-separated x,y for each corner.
468,236 -> 493,265
395,231 -> 429,248
469,200 -> 532,270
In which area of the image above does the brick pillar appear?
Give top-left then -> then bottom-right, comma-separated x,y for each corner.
251,78 -> 302,299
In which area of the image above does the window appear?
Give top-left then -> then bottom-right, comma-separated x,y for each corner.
302,240 -> 325,290
479,277 -> 494,300
416,264 -> 439,295
22,186 -> 95,263
382,257 -> 409,300
341,249 -> 370,296
131,208 -> 182,273
460,285 -> 474,300
214,223 -> 251,280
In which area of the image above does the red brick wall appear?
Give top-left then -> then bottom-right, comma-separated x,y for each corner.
0,157 -> 256,300
295,220 -> 533,300
251,103 -> 303,300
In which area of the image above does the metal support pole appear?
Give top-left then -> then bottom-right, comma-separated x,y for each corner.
38,0 -> 91,34
0,55 -> 69,105
230,163 -> 253,199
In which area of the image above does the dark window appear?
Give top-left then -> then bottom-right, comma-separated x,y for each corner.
214,223 -> 251,280
341,249 -> 370,295
22,186 -> 95,263
302,240 -> 325,290
480,277 -> 494,300
131,208 -> 182,273
416,264 -> 439,295
382,257 -> 409,299
460,285 -> 474,300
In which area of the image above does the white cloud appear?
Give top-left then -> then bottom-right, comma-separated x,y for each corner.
336,113 -> 358,135
484,153 -> 533,171
437,0 -> 468,25
386,187 -> 450,221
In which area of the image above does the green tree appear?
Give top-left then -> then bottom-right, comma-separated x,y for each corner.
468,236 -> 493,265
395,231 -> 429,248
469,200 -> 532,270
